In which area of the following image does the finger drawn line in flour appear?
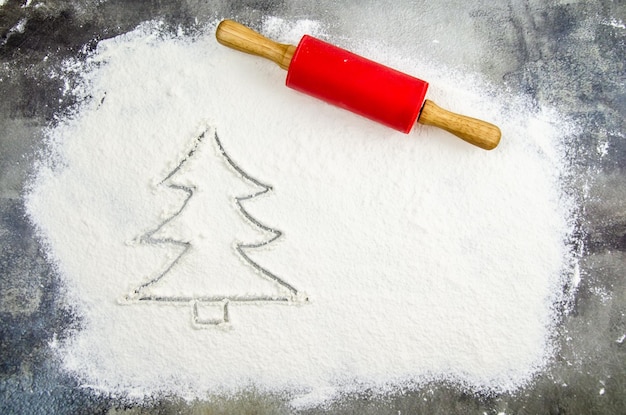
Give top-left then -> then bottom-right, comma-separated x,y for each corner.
122,126 -> 307,328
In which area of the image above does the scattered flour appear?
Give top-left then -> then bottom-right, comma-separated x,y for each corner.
26,18 -> 578,407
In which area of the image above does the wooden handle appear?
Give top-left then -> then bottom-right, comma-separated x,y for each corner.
418,100 -> 501,150
216,19 -> 296,70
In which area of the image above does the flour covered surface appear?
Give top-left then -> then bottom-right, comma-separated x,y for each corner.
26,19 -> 578,406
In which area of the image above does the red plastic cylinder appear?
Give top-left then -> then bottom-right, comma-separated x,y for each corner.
286,35 -> 429,133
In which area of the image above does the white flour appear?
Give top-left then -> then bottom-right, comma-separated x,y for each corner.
26,19 -> 577,407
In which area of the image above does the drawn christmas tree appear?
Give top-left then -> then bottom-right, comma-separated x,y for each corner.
124,126 -> 305,327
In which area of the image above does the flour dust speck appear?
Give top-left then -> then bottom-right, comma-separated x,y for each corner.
26,18 -> 579,406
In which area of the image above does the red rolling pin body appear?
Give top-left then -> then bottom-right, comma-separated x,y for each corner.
286,36 -> 429,133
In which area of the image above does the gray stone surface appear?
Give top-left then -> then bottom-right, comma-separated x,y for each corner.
1,0 -> 624,413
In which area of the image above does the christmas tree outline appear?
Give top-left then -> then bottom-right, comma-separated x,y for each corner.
124,126 -> 306,327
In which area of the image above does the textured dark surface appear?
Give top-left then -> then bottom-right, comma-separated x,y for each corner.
1,0 -> 625,413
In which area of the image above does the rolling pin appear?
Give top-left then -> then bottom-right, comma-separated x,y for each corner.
216,20 -> 501,150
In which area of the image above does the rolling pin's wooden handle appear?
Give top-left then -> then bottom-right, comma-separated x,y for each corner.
216,19 -> 296,70
417,100 -> 501,150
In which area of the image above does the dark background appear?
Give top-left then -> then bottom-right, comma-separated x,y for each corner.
1,0 -> 624,413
